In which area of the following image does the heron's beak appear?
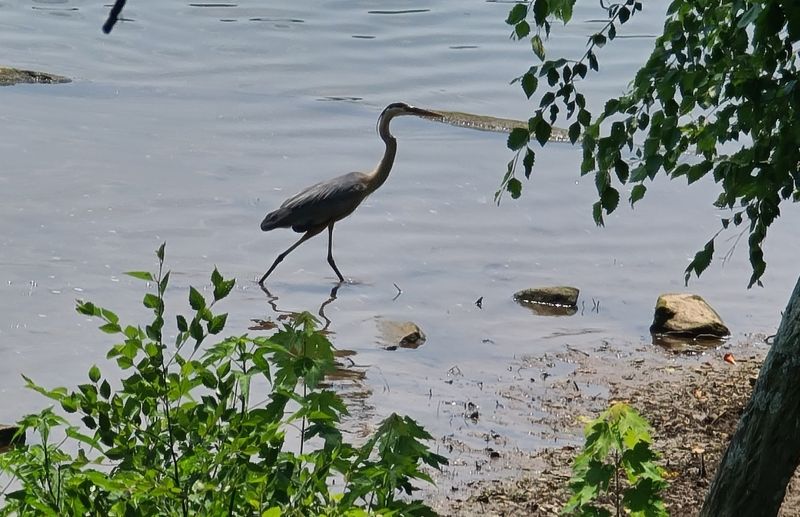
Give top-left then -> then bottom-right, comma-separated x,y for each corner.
410,106 -> 443,120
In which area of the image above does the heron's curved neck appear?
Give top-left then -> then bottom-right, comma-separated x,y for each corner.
366,117 -> 398,192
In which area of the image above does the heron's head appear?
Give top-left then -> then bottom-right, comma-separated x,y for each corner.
377,102 -> 440,136
380,102 -> 440,121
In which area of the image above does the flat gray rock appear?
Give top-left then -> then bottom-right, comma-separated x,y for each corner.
650,293 -> 729,337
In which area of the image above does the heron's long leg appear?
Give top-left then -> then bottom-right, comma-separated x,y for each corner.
259,227 -> 324,285
326,223 -> 345,282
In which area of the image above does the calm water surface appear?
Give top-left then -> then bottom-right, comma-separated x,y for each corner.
1,1 -> 798,454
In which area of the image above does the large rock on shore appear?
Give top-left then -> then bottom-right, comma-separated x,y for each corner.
1,66 -> 70,86
650,293 -> 729,337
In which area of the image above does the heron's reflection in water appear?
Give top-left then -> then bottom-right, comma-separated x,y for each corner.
257,282 -> 341,332
251,282 -> 375,435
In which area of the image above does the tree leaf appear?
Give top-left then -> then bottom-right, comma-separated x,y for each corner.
507,127 -> 530,151
600,187 -> 620,213
539,91 -> 556,107
532,0 -> 549,25
507,178 -> 522,199
522,72 -> 539,98
684,238 -> 715,285
213,277 -> 235,302
89,365 -> 101,383
523,147 -> 536,178
588,51 -> 598,71
506,3 -> 527,25
515,20 -> 530,39
569,122 -> 581,144
546,67 -> 559,86
125,271 -> 153,281
618,6 -> 630,23
177,314 -> 188,332
534,117 -> 552,146
592,201 -> 604,226
630,184 -> 646,206
531,34 -> 546,61
208,313 -> 228,335
592,33 -> 607,47
143,293 -> 160,310
189,286 -> 206,311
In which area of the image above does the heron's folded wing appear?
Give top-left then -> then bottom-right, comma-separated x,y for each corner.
271,172 -> 370,232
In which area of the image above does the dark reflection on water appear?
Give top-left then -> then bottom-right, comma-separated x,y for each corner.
253,283 -> 373,422
316,96 -> 363,102
651,333 -> 728,354
516,301 -> 578,317
367,9 -> 431,15
248,17 -> 304,23
188,3 -> 238,7
257,282 -> 342,333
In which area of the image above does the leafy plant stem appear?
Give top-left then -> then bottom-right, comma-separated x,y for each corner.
615,450 -> 620,517
227,482 -> 236,517
154,256 -> 188,517
300,338 -> 307,457
41,430 -> 56,508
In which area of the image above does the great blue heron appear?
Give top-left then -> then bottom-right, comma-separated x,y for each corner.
259,102 -> 440,285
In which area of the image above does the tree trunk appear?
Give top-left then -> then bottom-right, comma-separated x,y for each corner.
701,275 -> 800,516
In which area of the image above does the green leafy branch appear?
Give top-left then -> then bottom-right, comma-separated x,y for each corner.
497,0 -> 643,203
564,402 -> 668,517
504,0 -> 800,287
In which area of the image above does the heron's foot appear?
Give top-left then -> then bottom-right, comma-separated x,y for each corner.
335,276 -> 366,286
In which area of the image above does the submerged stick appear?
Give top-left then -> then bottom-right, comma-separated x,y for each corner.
422,109 -> 570,142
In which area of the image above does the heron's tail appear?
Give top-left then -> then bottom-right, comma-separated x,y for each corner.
260,208 -> 291,231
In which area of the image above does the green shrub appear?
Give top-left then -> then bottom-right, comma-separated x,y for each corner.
563,402 -> 668,517
0,244 -> 446,516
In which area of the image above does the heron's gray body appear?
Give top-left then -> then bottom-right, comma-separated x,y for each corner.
261,171 -> 371,233
258,102 -> 438,285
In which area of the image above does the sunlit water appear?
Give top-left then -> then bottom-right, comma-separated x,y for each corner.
1,0 -> 798,460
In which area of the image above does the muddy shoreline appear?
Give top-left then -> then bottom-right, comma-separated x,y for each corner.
426,336 -> 800,516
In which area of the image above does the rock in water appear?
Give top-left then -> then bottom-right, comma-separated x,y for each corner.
514,287 -> 579,307
0,424 -> 23,453
377,320 -> 426,350
650,293 -> 729,337
0,66 -> 70,86
513,286 -> 579,316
